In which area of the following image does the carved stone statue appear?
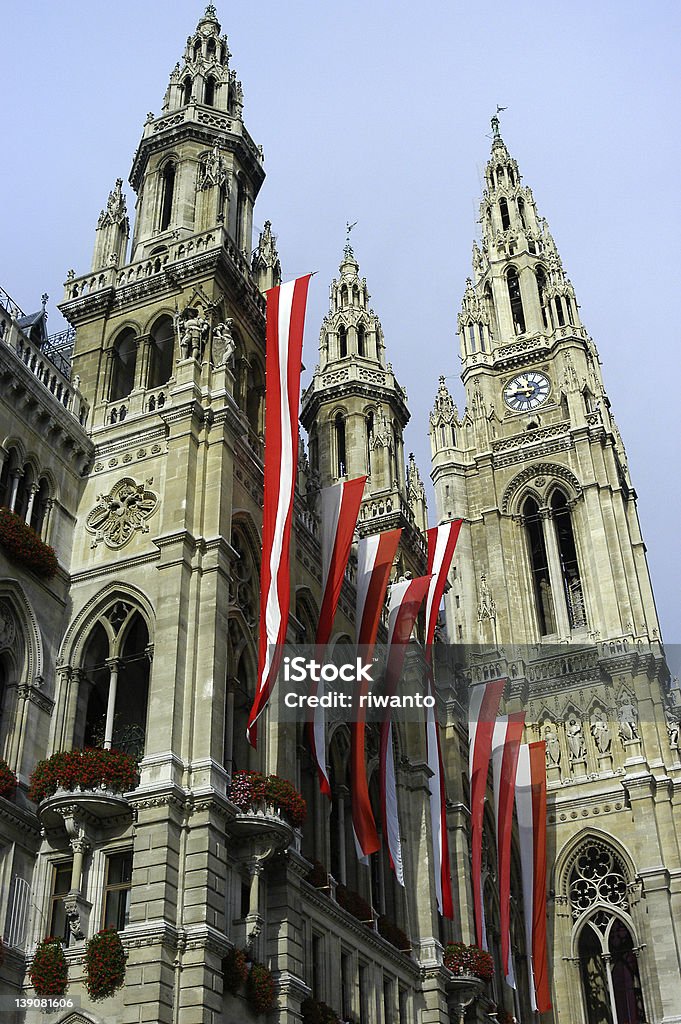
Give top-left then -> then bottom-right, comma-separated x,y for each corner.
543,722 -> 561,767
618,700 -> 639,742
212,319 -> 235,366
566,716 -> 586,761
666,713 -> 679,749
590,708 -> 612,755
179,308 -> 209,360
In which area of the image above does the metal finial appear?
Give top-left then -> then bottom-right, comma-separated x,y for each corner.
491,106 -> 507,139
345,220 -> 357,245
41,293 -> 49,310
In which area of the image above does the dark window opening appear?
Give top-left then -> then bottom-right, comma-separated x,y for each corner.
339,325 -> 347,358
335,414 -> 346,478
507,268 -> 526,333
551,490 -> 586,628
147,316 -> 175,389
518,197 -> 527,229
357,323 -> 366,357
536,268 -> 549,329
524,497 -> 556,635
556,295 -> 566,327
182,77 -> 192,105
499,198 -> 511,231
50,862 -> 74,947
160,163 -> 176,232
204,76 -> 216,106
110,328 -> 137,401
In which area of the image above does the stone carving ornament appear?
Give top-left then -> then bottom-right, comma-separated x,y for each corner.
543,721 -> 561,766
212,319 -> 236,367
618,699 -> 639,742
566,715 -> 586,761
85,478 -> 158,548
0,600 -> 16,650
590,708 -> 612,755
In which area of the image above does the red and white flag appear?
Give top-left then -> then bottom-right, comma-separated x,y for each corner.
309,475 -> 367,795
492,711 -> 525,981
468,676 -> 505,947
351,529 -> 402,859
516,741 -> 551,1013
424,520 -> 463,918
379,575 -> 432,885
247,275 -> 312,747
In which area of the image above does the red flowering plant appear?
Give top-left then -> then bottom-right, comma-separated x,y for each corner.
497,1010 -> 515,1024
28,748 -> 139,804
306,860 -> 330,889
0,757 -> 18,799
377,915 -> 411,952
0,508 -> 58,578
301,996 -> 341,1024
222,946 -> 249,995
29,937 -> 68,997
245,961 -> 276,1015
84,928 -> 126,1001
335,884 -> 373,923
443,942 -> 494,981
229,770 -> 307,828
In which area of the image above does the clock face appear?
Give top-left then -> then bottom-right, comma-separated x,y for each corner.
503,371 -> 551,411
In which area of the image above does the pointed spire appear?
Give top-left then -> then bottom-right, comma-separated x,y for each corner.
252,220 -> 282,292
91,178 -> 129,271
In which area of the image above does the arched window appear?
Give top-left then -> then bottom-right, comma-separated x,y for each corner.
340,285 -> 348,307
30,477 -> 50,535
468,323 -> 476,354
484,283 -> 497,338
366,411 -> 374,473
335,413 -> 346,478
193,40 -> 202,61
508,166 -> 515,185
246,359 -> 265,437
357,324 -> 366,357
204,75 -> 216,106
206,38 -> 216,59
565,295 -> 574,325
551,490 -> 586,628
507,268 -> 526,333
555,295 -> 566,327
182,76 -> 192,105
478,322 -> 486,353
523,497 -> 556,636
147,315 -> 175,389
81,606 -> 150,758
14,465 -> 32,522
159,163 -> 176,232
536,267 -> 550,329
517,196 -> 527,229
339,325 -> 347,359
499,198 -> 511,231
109,328 -> 137,401
568,840 -> 648,1024
309,427 -> 319,472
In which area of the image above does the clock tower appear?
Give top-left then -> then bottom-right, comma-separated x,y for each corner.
430,120 -> 681,1023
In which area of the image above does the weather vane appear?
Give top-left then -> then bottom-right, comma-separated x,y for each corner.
345,220 -> 358,245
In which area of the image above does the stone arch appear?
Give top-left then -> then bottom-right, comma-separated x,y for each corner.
501,462 -> 582,516
59,582 -> 155,668
294,586 -> 319,643
554,828 -> 637,903
0,579 -> 43,686
230,514 -> 261,632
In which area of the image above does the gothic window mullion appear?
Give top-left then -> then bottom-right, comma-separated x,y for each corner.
540,509 -> 572,638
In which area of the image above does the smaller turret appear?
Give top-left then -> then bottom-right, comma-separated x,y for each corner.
252,221 -> 282,293
91,179 -> 129,272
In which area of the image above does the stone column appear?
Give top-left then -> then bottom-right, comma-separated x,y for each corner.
541,509 -> 571,637
104,657 -> 120,748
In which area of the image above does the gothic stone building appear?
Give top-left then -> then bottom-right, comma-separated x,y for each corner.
0,8 -> 679,1024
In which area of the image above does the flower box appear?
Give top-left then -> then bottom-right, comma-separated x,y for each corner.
0,507 -> 58,578
0,757 -> 17,799
29,937 -> 68,997
28,748 -> 139,804
335,884 -> 373,924
377,914 -> 411,952
84,928 -> 126,1001
229,770 -> 306,828
443,942 -> 494,981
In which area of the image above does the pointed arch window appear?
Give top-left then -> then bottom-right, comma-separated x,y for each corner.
552,490 -> 586,628
555,295 -> 566,327
523,497 -> 556,636
536,268 -> 550,329
565,295 -> 574,325
339,325 -> 347,358
110,328 -> 137,401
523,490 -> 586,637
204,75 -> 216,106
507,268 -> 526,333
147,315 -> 175,389
206,38 -> 216,59
357,323 -> 366,357
517,196 -> 527,229
193,40 -> 202,61
159,162 -> 176,232
484,283 -> 497,338
468,323 -> 476,354
366,411 -> 374,474
499,198 -> 511,231
335,413 -> 346,477
182,77 -> 192,105
478,322 -> 486,353
30,477 -> 50,535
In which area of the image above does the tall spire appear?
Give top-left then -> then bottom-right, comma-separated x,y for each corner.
458,126 -> 583,363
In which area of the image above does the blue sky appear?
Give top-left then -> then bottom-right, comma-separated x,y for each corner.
1,2 -> 679,640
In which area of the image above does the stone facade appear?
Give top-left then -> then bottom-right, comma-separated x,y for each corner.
0,9 -> 678,1024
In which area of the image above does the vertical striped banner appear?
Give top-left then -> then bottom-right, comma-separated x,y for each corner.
424,520 -> 463,918
247,275 -> 312,747
351,529 -> 402,858
309,475 -> 366,794
468,676 -> 505,947
491,711 -> 525,980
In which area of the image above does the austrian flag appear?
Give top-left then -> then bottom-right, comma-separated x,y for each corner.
247,275 -> 312,747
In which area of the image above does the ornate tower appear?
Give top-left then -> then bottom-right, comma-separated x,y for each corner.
301,242 -> 426,577
431,120 -> 681,1022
